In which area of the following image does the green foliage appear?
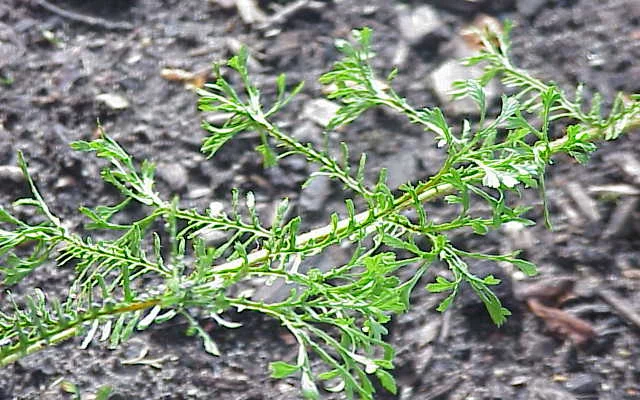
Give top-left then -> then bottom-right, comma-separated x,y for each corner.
1,24 -> 639,399
60,380 -> 112,400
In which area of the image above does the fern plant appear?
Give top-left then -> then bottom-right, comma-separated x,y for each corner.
1,23 -> 639,399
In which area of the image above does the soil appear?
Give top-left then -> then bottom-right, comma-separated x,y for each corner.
1,0 -> 640,399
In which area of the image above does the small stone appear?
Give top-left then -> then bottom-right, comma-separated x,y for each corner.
0,165 -> 23,182
121,339 -> 148,359
396,5 -> 443,45
39,357 -> 57,375
291,120 -> 322,145
265,166 -> 295,189
385,151 -> 418,189
493,368 -> 507,378
186,186 -> 212,200
299,175 -> 331,215
527,378 -> 578,400
54,175 -> 76,189
510,376 -> 528,386
198,228 -> 231,247
302,99 -> 340,128
281,156 -> 307,172
157,162 -> 188,192
392,40 -> 411,67
565,373 -> 599,395
95,93 -> 129,110
361,5 -> 378,15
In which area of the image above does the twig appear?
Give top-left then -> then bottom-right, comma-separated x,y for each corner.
611,152 -> 640,186
33,0 -> 134,31
257,0 -> 313,30
424,376 -> 463,400
598,288 -> 640,330
602,197 -> 639,239
437,310 -> 452,343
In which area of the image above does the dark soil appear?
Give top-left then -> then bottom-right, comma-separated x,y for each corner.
1,0 -> 639,399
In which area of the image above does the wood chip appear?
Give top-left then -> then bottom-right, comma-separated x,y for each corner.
588,183 -> 640,197
622,269 -> 640,279
555,193 -> 586,226
598,289 -> 640,330
235,0 -> 267,24
602,197 -> 639,239
611,152 -> 640,185
565,181 -> 601,222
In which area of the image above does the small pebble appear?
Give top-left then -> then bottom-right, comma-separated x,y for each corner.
157,162 -> 188,192
0,165 -> 23,182
385,150 -> 418,188
95,93 -> 129,110
299,175 -> 331,215
396,5 -> 443,45
291,120 -> 322,145
510,376 -> 528,386
186,186 -> 213,200
565,373 -> 599,395
302,99 -> 340,128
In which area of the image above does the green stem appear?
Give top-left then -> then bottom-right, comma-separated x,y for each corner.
209,115 -> 639,274
0,298 -> 161,367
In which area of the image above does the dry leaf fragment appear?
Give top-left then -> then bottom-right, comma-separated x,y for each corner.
161,68 -> 209,89
518,277 -> 596,345
527,298 -> 596,345
460,14 -> 503,50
